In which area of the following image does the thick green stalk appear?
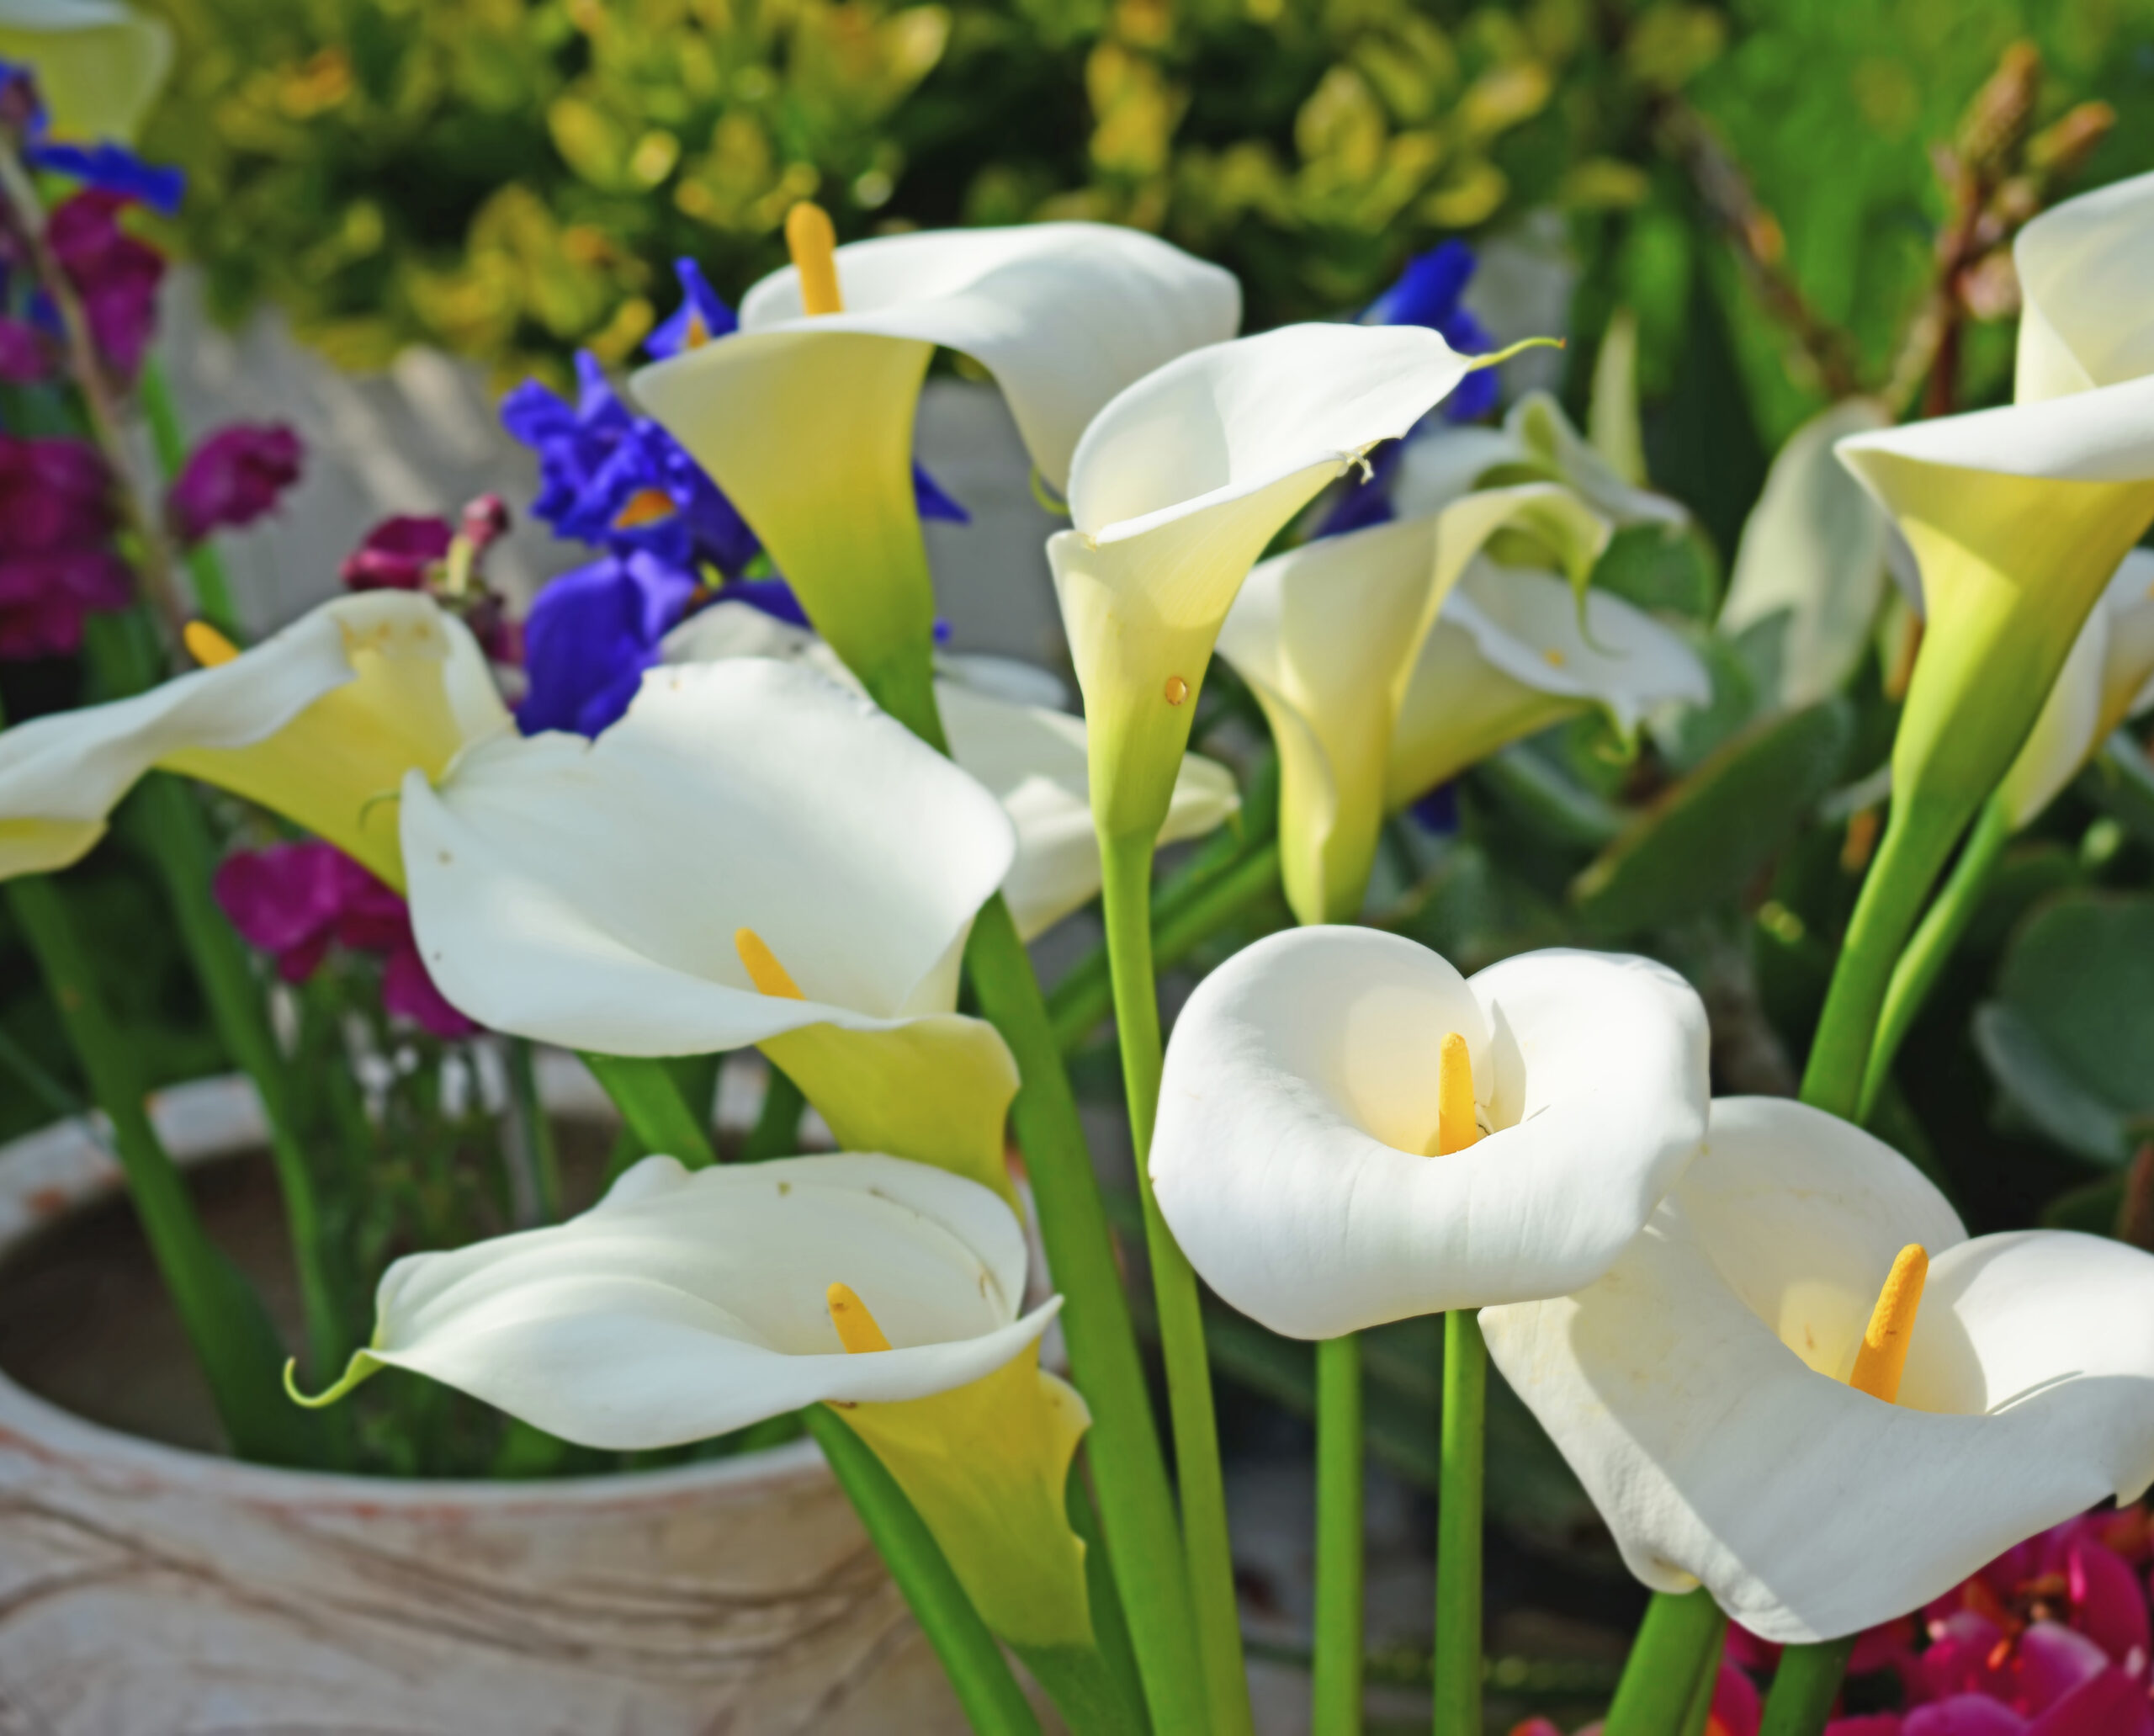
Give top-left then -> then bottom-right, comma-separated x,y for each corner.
1799,796 -> 1971,1120
141,357 -> 242,635
803,1405 -> 1043,1736
1101,831 -> 1254,1736
505,1037 -> 561,1221
1602,1590 -> 1727,1736
580,1053 -> 716,1167
1050,840 -> 1285,1053
1432,1309 -> 1486,1736
1758,1637 -> 1854,1736
1678,1631 -> 1725,1736
1313,1332 -> 1364,1736
1064,1463 -> 1154,1735
741,1062 -> 808,1161
965,892 -> 1210,1734
1858,794 -> 2012,1121
8,870 -> 316,1463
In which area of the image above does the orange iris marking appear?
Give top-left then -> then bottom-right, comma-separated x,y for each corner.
612,487 -> 677,530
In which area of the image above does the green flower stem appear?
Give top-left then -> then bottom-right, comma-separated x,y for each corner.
1101,830 -> 1255,1736
1049,839 -> 1284,1053
8,868 -> 316,1464
1799,795 -> 1971,1121
1313,1332 -> 1364,1736
740,1062 -> 808,1161
803,1405 -> 1043,1736
1064,1463 -> 1154,1735
1758,1637 -> 1854,1736
580,1053 -> 716,1167
1857,794 -> 2013,1122
1679,1630 -> 1726,1736
963,890 -> 1211,1735
140,357 -> 242,636
1602,1589 -> 1727,1736
505,1037 -> 561,1221
1431,1309 -> 1486,1736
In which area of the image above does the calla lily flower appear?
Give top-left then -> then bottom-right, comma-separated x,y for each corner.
663,597 -> 1241,939
401,656 -> 1024,1198
1148,926 -> 1711,1340
1390,390 -> 1689,532
1836,169 -> 2154,832
631,220 -> 1239,710
0,0 -> 172,142
1483,1096 -> 2154,1643
1996,547 -> 2154,827
1384,555 -> 1712,811
0,592 -> 507,887
1048,322 -> 1483,845
299,1150 -> 1097,1654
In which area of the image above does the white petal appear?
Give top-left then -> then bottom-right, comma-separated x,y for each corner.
1484,1098 -> 2154,1641
1719,399 -> 1895,709
1385,560 -> 1710,807
1390,426 -> 1526,520
363,1153 -> 1058,1449
2013,168 -> 2154,401
735,223 -> 1240,490
936,680 -> 1237,942
1149,928 -> 1710,1338
402,659 -> 1015,1054
1838,373 -> 2154,486
1504,392 -> 1689,530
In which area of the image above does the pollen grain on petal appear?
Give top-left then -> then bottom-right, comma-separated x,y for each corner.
735,926 -> 806,999
1428,1030 -> 1482,1157
786,202 -> 844,316
1849,1243 -> 1928,1404
183,619 -> 241,667
827,1282 -> 893,1353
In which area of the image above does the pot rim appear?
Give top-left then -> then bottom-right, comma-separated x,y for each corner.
0,1067 -> 829,1510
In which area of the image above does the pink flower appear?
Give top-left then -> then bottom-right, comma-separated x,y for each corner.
166,423 -> 303,546
0,435 -> 130,657
338,515 -> 452,592
214,842 -> 477,1038
45,189 -> 163,380
0,316 -> 48,382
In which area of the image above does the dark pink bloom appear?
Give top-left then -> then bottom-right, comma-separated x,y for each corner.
0,546 -> 133,656
166,423 -> 303,546
1923,1616 -> 2109,1715
0,316 -> 47,382
1713,1658 -> 1761,1735
214,842 -> 478,1038
2024,1668 -> 2154,1735
339,514 -> 452,592
459,491 -> 510,553
1905,1698 -> 2024,1734
45,189 -> 163,380
1831,1717 -> 1911,1736
0,435 -> 129,656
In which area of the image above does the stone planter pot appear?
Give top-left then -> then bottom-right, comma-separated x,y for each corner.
0,1075 -> 964,1733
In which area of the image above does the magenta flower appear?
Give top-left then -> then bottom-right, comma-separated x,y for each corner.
214,841 -> 478,1039
0,316 -> 48,383
338,515 -> 453,592
166,423 -> 304,546
0,435 -> 130,657
45,189 -> 163,380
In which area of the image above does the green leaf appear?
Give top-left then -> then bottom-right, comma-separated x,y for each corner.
1573,698 -> 1854,936
1590,523 -> 1722,622
1976,891 -> 2154,1167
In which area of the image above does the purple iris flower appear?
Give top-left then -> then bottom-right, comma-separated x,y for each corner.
0,61 -> 185,215
645,257 -> 736,360
515,549 -> 701,738
1323,241 -> 1501,538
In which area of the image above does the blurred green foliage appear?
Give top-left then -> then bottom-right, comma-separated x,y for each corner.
134,0 -> 2142,411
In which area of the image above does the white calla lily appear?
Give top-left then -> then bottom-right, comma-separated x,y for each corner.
1996,547 -> 2154,827
0,0 -> 172,141
300,1150 -> 1096,1654
630,222 -> 1237,714
0,592 -> 508,886
662,599 -> 1240,939
1391,391 -> 1688,531
403,657 -> 1023,1196
1149,927 -> 1711,1340
1483,1096 -> 2154,1643
1384,557 -> 1712,810
1049,322 -> 1482,844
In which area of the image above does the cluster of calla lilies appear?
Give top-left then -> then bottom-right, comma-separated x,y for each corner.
6,156 -> 2154,1736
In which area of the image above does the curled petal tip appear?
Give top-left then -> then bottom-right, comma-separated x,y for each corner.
284,1350 -> 379,1410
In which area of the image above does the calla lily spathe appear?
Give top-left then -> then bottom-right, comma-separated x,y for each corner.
631,223 -> 1239,711
1390,390 -> 1689,533
1996,547 -> 2154,828
0,592 -> 507,888
1149,926 -> 1711,1340
1836,170 -> 2154,831
1217,484 -> 1613,924
663,599 -> 1240,940
1483,1097 -> 2154,1643
1383,556 -> 1712,811
403,657 -> 1025,1197
302,1150 -> 1096,1653
0,0 -> 172,142
1049,322 -> 1483,846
